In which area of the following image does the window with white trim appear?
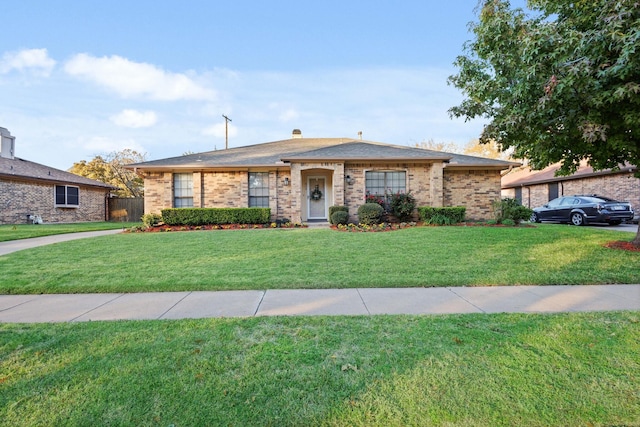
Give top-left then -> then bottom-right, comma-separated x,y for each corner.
173,173 -> 193,208
55,185 -> 79,207
365,171 -> 406,197
249,172 -> 269,207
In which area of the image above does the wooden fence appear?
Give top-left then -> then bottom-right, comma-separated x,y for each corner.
107,198 -> 144,222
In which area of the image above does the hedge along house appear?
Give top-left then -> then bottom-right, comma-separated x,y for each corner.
0,127 -> 116,225
502,161 -> 639,218
128,130 -> 520,223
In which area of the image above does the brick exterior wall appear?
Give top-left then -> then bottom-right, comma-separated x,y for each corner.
503,172 -> 640,212
141,163 -> 504,223
0,178 -> 109,224
142,172 -> 173,215
443,169 -> 503,220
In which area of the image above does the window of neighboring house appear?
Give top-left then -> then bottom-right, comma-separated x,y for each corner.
365,171 -> 406,199
173,173 -> 193,208
249,172 -> 269,207
55,185 -> 79,207
514,187 -> 522,204
548,182 -> 559,201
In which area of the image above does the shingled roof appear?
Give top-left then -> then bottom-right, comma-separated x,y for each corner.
129,137 -> 519,171
0,156 -> 116,189
502,161 -> 637,188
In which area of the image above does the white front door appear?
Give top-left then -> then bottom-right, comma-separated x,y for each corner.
307,177 -> 326,219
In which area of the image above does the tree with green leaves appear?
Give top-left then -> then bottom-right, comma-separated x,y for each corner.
449,0 -> 640,245
69,149 -> 145,198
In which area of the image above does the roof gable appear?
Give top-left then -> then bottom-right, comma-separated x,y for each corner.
130,137 -> 519,170
0,156 -> 116,189
281,141 -> 453,162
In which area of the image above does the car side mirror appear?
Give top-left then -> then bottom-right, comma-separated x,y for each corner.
543,204 -> 548,208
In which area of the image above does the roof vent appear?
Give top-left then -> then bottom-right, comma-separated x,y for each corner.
292,129 -> 302,139
0,127 -> 16,160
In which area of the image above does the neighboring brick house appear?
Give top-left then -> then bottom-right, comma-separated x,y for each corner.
502,161 -> 639,219
0,127 -> 116,225
128,130 -> 520,223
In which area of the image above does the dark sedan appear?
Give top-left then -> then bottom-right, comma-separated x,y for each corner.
530,195 -> 635,226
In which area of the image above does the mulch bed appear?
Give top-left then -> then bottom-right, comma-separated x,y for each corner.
129,223 -> 305,232
603,240 -> 640,252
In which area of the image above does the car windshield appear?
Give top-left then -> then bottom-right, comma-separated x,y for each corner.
547,198 -> 563,207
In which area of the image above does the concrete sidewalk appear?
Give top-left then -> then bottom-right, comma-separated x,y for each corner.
1,284 -> 638,323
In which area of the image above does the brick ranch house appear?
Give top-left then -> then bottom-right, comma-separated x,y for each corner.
128,130 -> 520,223
0,127 -> 116,225
502,161 -> 639,220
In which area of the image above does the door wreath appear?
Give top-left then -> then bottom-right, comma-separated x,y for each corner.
311,185 -> 323,201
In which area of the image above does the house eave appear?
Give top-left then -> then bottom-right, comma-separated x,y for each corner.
281,156 -> 448,163
131,163 -> 293,173
0,172 -> 117,190
502,166 -> 637,189
444,163 -> 520,171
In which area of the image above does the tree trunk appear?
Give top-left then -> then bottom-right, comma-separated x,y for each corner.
633,223 -> 640,247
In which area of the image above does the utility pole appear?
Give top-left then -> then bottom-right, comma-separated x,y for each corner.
222,114 -> 232,150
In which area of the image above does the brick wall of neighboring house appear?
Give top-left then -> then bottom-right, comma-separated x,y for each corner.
504,184 -> 549,210
443,169 -> 503,220
505,173 -> 640,211
0,178 -> 108,224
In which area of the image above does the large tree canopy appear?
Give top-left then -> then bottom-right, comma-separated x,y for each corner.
449,0 -> 640,177
69,149 -> 145,198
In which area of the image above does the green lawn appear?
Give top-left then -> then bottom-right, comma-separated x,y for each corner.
0,222 -> 138,242
0,225 -> 638,294
2,225 -> 638,426
1,312 -> 638,426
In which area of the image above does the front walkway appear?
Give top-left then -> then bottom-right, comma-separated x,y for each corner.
1,284 -> 638,323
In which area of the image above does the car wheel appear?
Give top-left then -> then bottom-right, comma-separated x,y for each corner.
530,212 -> 540,223
570,212 -> 585,226
608,220 -> 622,226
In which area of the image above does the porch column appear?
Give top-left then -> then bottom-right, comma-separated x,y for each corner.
290,163 -> 303,223
333,163 -> 345,206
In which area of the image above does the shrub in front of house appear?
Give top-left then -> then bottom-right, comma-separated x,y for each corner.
491,198 -> 533,225
329,206 -> 349,224
418,206 -> 466,225
365,193 -> 386,209
331,210 -> 349,226
141,213 -> 162,228
358,203 -> 384,225
161,208 -> 271,226
389,191 -> 416,222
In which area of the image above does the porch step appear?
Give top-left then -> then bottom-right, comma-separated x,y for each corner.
306,221 -> 330,228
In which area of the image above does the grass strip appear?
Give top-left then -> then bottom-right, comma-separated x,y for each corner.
1,312 -> 638,426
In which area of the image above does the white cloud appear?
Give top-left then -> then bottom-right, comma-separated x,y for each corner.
110,109 -> 158,128
64,53 -> 216,101
0,48 -> 56,76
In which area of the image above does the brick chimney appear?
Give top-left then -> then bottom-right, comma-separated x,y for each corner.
0,127 -> 15,160
292,129 -> 302,139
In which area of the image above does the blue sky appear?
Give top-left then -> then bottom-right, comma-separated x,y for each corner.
1,0 -> 526,170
